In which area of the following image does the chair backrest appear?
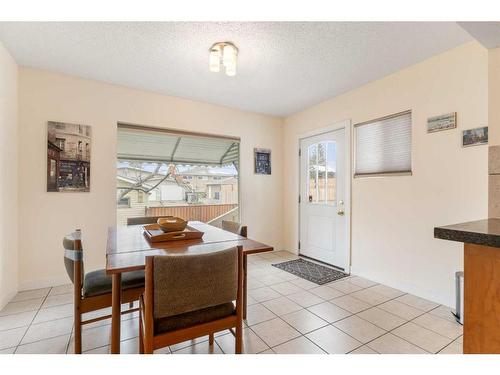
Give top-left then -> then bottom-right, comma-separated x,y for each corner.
221,220 -> 247,238
147,247 -> 241,320
127,216 -> 163,226
62,230 -> 84,285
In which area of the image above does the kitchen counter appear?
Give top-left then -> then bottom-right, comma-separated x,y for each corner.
434,218 -> 500,248
435,218 -> 500,354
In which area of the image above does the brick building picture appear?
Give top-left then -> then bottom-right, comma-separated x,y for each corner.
47,121 -> 91,192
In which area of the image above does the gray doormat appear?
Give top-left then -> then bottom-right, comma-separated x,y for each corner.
272,258 -> 349,285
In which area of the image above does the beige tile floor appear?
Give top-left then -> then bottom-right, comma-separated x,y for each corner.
0,250 -> 463,354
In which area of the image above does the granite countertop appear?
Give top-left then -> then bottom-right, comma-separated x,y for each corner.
434,218 -> 500,248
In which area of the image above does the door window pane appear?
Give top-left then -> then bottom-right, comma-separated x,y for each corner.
308,144 -> 318,203
326,142 -> 336,203
307,141 -> 336,204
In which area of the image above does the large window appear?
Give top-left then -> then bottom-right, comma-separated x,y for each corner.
116,124 -> 240,226
354,110 -> 412,177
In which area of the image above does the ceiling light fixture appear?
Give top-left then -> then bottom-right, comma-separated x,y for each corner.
209,42 -> 238,77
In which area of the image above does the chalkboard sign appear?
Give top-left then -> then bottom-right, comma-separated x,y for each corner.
254,148 -> 271,175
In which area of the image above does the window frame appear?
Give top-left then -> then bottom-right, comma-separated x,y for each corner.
306,140 -> 337,206
353,110 -> 412,178
117,196 -> 131,208
116,122 -> 242,225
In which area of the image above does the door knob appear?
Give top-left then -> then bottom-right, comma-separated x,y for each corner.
337,210 -> 345,216
309,195 -> 313,203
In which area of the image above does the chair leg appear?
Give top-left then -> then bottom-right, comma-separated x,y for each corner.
235,324 -> 243,354
139,309 -> 144,354
209,333 -> 214,346
74,308 -> 82,354
144,341 -> 153,354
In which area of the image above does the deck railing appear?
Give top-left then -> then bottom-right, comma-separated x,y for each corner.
146,203 -> 237,223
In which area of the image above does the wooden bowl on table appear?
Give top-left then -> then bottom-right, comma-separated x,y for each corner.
157,217 -> 188,233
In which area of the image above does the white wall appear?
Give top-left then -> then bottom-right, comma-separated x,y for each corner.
283,42 -> 489,307
17,68 -> 283,290
0,42 -> 18,308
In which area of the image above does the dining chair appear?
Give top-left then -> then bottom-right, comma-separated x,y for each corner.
139,246 -> 244,354
63,229 -> 145,353
221,220 -> 247,238
221,220 -> 250,319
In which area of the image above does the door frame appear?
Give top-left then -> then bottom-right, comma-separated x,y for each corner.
297,119 -> 352,273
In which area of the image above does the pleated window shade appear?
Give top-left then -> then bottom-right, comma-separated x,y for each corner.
355,111 -> 412,176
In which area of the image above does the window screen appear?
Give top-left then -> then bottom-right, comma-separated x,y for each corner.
355,111 -> 412,176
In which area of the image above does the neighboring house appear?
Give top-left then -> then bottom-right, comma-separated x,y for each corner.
116,172 -> 187,225
206,177 -> 239,204
179,166 -> 236,194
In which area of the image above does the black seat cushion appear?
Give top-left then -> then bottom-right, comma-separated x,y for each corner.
154,303 -> 235,334
83,269 -> 145,298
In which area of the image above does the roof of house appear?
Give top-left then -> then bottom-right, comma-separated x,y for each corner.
117,175 -> 185,192
206,177 -> 238,186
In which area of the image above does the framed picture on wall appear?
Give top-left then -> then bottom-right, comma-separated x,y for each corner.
47,121 -> 92,192
462,126 -> 488,148
427,112 -> 457,133
254,148 -> 271,175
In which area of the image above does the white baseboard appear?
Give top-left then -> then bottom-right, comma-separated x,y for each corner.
0,289 -> 18,311
19,275 -> 70,292
350,266 -> 453,308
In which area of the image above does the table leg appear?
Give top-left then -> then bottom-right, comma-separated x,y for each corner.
243,254 -> 248,320
111,273 -> 122,354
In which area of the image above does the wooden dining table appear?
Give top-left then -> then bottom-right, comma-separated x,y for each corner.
106,221 -> 273,354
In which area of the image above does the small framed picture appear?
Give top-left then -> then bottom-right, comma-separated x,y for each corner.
427,112 -> 457,133
462,126 -> 488,147
254,148 -> 271,175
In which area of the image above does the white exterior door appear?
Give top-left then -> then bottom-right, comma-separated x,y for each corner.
299,128 -> 347,269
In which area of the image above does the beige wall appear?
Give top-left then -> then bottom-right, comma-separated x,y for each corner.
283,42 -> 489,306
17,68 -> 283,289
488,48 -> 500,217
488,48 -> 500,147
0,42 -> 18,308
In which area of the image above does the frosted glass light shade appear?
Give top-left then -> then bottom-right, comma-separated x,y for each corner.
225,61 -> 236,76
222,44 -> 237,67
209,42 -> 238,76
209,46 -> 221,72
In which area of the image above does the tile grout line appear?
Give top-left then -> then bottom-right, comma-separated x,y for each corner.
329,291 -> 455,354
244,273 -> 380,352
249,272 -> 462,354
302,290 -> 410,353
13,286 -> 53,353
358,306 -> 451,354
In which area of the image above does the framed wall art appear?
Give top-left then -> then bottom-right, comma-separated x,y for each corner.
462,126 -> 488,148
254,148 -> 271,175
47,121 -> 91,192
427,112 -> 457,133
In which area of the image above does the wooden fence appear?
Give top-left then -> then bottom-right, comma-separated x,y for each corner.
146,203 -> 238,223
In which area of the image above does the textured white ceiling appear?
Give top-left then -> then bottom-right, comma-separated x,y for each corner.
0,22 -> 472,116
